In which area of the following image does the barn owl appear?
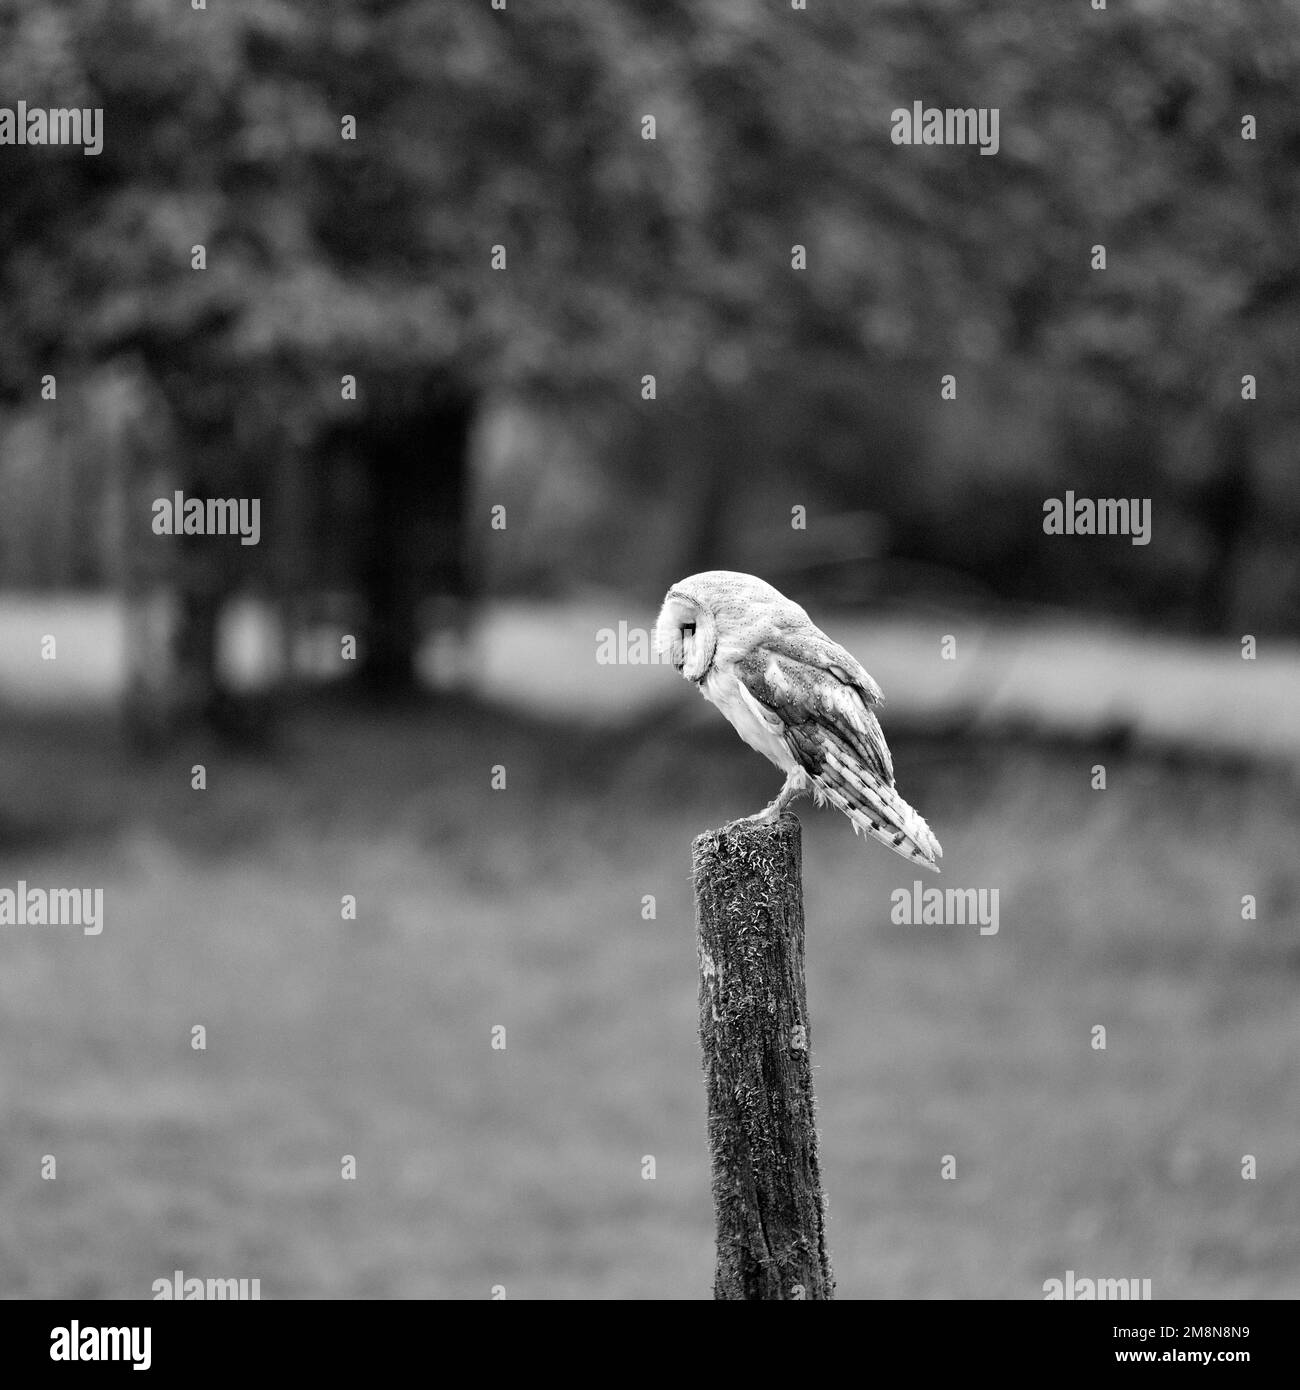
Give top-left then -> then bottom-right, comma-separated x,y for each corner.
655,570 -> 942,871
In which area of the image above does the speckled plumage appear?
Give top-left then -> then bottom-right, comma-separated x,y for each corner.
655,570 -> 942,872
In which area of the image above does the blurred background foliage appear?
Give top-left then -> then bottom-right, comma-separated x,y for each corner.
1,0 -> 1298,654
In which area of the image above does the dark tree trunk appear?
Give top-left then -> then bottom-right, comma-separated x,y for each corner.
1193,413 -> 1255,634
677,398 -> 744,578
356,378 -> 475,696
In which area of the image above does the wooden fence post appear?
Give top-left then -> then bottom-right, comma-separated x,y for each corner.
692,811 -> 834,1300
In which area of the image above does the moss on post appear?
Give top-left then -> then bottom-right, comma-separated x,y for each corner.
692,811 -> 834,1300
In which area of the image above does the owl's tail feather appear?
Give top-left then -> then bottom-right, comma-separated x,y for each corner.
816,742 -> 943,873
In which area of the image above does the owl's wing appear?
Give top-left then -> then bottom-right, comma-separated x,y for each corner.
739,631 -> 939,867
732,626 -> 942,870
733,627 -> 894,784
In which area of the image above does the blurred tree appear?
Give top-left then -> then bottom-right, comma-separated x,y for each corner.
0,0 -> 1298,696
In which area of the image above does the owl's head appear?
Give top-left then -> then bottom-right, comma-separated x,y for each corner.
656,570 -> 790,682
655,583 -> 717,682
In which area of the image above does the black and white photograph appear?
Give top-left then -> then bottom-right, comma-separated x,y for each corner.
0,0 -> 1296,1349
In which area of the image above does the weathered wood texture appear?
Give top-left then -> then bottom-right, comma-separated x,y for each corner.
693,812 -> 834,1300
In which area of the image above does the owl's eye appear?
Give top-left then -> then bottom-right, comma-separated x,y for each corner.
681,623 -> 696,639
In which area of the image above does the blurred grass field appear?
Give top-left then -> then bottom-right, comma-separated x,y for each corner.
1,696 -> 1298,1299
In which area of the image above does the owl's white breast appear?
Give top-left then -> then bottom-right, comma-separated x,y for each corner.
700,665 -> 796,773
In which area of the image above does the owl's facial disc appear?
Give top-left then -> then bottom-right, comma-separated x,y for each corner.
654,592 -> 715,680
677,604 -> 716,682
